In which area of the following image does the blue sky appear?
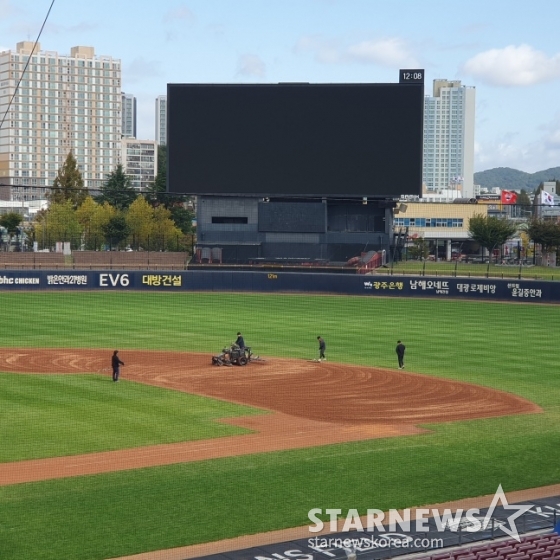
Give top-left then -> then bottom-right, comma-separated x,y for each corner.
1,0 -> 560,174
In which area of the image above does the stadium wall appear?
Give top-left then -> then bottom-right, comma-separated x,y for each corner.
0,270 -> 558,303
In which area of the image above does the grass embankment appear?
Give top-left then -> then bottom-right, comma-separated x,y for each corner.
387,260 -> 558,280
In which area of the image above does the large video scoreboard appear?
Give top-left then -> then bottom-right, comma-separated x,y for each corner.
167,73 -> 424,198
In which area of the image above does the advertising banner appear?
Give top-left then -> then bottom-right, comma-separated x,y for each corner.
0,270 -> 558,303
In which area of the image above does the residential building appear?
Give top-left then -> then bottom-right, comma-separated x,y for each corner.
121,138 -> 157,191
0,41 -> 121,198
121,92 -> 136,138
155,95 -> 167,146
423,79 -> 476,198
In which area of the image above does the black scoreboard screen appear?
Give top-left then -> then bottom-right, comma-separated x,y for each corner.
167,80 -> 423,198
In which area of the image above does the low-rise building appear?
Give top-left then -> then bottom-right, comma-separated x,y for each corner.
393,201 -> 486,259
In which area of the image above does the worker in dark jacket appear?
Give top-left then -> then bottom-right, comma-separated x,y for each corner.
396,341 -> 406,369
235,332 -> 245,352
317,336 -> 326,361
111,350 -> 124,382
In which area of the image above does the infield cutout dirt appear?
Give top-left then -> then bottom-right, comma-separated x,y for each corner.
0,348 -> 540,486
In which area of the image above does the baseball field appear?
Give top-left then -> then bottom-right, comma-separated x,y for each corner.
1,291 -> 560,560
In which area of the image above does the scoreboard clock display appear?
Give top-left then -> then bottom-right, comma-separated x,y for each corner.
399,69 -> 424,84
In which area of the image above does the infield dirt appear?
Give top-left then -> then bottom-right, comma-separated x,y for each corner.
0,348 -> 540,485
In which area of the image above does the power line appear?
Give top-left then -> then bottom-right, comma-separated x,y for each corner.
0,0 -> 56,131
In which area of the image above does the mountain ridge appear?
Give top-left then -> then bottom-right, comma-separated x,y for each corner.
474,167 -> 560,191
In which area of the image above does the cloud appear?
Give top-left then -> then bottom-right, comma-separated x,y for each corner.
346,38 -> 418,67
236,54 -> 266,78
475,134 -> 527,170
475,118 -> 560,173
293,35 -> 343,64
541,113 -> 560,152
163,4 -> 195,25
294,34 -> 418,68
462,44 -> 560,86
162,4 -> 195,42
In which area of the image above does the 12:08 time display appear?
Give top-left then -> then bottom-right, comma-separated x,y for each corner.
399,69 -> 424,83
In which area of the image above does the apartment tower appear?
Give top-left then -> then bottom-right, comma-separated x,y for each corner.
155,95 -> 167,146
0,41 -> 121,199
422,79 -> 475,198
121,92 -> 137,138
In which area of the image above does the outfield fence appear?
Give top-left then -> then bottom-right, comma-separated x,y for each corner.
0,269 -> 559,303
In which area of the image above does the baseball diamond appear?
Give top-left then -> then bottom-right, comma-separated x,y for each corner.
0,348 -> 540,485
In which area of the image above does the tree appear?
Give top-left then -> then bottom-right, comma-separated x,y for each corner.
96,164 -> 138,211
35,201 -> 83,249
126,196 -> 155,249
468,214 -> 517,261
168,205 -> 195,235
145,145 -> 167,205
0,212 -> 24,250
0,212 -> 23,235
526,219 -> 560,253
516,189 -> 532,218
516,189 -> 532,207
102,214 -> 131,249
76,196 -> 117,250
48,151 -> 87,208
145,145 -> 195,234
151,206 -> 185,251
407,237 -> 429,260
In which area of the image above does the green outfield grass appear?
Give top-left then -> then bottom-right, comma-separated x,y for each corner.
1,291 -> 560,560
0,373 -> 262,462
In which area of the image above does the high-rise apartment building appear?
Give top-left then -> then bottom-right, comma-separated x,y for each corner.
423,79 -> 475,198
121,92 -> 136,138
155,95 -> 167,146
121,138 -> 157,191
0,41 -> 121,199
